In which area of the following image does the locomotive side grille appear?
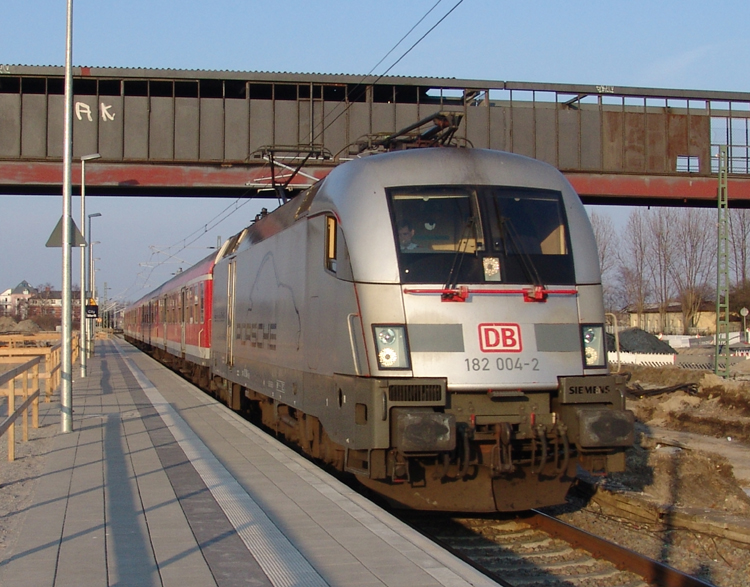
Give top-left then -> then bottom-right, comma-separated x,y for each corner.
389,384 -> 442,402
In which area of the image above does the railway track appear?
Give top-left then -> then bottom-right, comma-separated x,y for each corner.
400,510 -> 713,587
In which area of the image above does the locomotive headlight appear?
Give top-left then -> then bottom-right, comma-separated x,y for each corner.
581,325 -> 606,368
373,325 -> 411,370
378,328 -> 397,345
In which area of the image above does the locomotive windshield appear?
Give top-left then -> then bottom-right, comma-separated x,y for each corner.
388,186 -> 575,285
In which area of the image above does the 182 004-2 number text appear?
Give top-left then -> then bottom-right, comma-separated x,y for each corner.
464,357 -> 539,372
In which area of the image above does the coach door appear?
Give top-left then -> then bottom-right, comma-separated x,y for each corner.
180,287 -> 187,357
225,258 -> 236,367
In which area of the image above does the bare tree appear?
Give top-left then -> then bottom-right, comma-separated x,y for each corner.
589,210 -> 618,276
645,208 -> 677,333
589,210 -> 620,311
669,209 -> 716,333
729,208 -> 750,285
617,209 -> 651,327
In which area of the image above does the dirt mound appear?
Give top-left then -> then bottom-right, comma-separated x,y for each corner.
617,327 -> 676,354
600,441 -> 750,515
624,365 -> 750,443
0,317 -> 18,333
623,364 -> 708,388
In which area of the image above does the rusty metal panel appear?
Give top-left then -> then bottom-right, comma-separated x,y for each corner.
624,111 -> 646,172
225,98 -> 249,161
312,99 -> 325,146
372,103 -> 395,134
395,104 -> 419,135
646,112 -> 667,173
689,114 -> 711,173
123,96 -> 149,159
348,102 -> 370,152
323,100 -> 347,158
465,106 -> 489,149
249,99 -> 273,154
298,99 -> 313,145
199,98 -> 224,160
488,104 -> 508,151
47,95 -> 64,158
72,96 -> 99,159
580,108 -> 602,170
150,97 -> 174,160
174,97 -> 199,160
558,108 -> 579,170
21,95 -> 47,158
534,105 -> 557,165
274,100 -> 298,147
602,110 -> 624,171
667,112 -> 692,174
510,105 -> 534,158
98,95 -> 123,160
667,113 -> 689,172
0,94 -> 20,157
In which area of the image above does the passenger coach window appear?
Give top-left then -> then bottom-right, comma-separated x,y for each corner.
388,186 -> 575,285
200,282 -> 205,323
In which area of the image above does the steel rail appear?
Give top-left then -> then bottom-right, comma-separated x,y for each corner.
526,510 -> 713,587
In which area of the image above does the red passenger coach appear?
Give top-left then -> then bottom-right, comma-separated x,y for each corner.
124,254 -> 214,375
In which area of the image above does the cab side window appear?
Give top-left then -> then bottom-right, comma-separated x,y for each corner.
325,215 -> 337,273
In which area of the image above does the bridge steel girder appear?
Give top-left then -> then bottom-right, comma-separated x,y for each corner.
4,160 -> 750,207
4,65 -> 750,205
565,173 -> 750,207
0,160 -> 335,197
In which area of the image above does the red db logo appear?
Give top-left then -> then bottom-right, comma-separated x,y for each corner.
478,323 -> 522,352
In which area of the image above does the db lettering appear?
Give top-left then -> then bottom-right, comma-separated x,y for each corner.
478,323 -> 522,353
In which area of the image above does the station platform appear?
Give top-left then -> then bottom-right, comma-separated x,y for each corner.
0,337 -> 499,587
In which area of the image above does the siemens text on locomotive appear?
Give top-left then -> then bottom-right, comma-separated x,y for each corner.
124,148 -> 634,512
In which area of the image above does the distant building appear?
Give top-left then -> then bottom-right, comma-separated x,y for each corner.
0,280 -> 37,319
27,289 -> 81,322
627,302 -> 719,335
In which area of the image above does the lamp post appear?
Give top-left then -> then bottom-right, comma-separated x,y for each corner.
92,257 -> 100,299
79,154 -> 100,377
60,0 -> 74,433
87,213 -> 101,357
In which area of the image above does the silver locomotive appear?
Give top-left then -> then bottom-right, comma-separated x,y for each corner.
207,147 -> 632,512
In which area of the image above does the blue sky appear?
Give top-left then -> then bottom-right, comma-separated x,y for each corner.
2,0 -> 750,302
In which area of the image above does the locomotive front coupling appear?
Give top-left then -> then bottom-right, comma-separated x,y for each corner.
556,374 -> 635,472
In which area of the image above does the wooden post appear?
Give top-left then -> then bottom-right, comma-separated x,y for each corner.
22,371 -> 29,442
32,363 -> 39,428
45,347 -> 53,401
52,346 -> 59,394
7,377 -> 15,462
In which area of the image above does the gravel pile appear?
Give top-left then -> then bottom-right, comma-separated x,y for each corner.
0,317 -> 17,333
14,320 -> 41,333
609,327 -> 677,355
0,318 -> 41,334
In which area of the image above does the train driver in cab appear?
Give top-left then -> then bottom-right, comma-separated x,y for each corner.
398,220 -> 421,252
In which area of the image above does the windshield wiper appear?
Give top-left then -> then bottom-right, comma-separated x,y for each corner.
497,215 -> 543,287
443,217 -> 476,294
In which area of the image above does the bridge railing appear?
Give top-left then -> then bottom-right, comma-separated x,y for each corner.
0,333 -> 79,401
0,356 -> 41,462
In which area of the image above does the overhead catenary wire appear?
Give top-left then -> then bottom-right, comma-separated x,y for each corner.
119,196 -> 255,300
311,0 -> 466,144
116,160 -> 274,302
121,1 -> 465,304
